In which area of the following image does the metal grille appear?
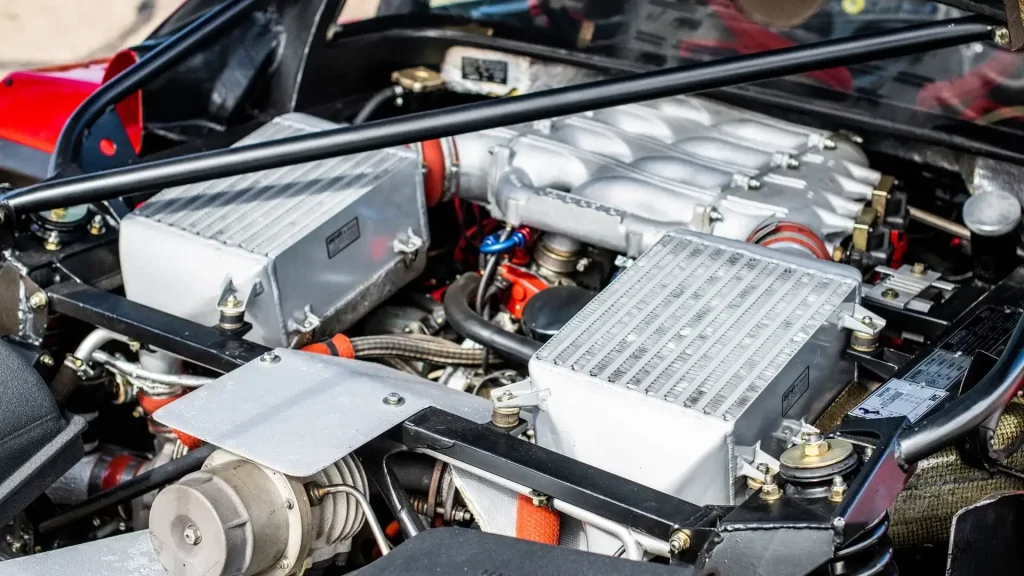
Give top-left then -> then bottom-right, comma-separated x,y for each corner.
134,115 -> 409,256
536,232 -> 856,420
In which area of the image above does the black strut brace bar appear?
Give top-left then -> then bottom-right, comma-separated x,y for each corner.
1,16 -> 996,215
47,282 -> 270,373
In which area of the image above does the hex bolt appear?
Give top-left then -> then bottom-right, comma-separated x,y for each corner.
260,351 -> 280,364
38,354 -> 54,367
785,156 -> 800,169
182,524 -> 202,546
669,530 -> 691,553
88,215 -> 106,236
383,392 -> 405,406
829,476 -> 847,502
822,137 -> 838,150
276,559 -> 289,570
746,178 -> 762,190
43,230 -> 61,251
911,262 -> 926,276
223,295 -> 242,309
759,472 -> 782,501
28,292 -> 47,310
881,288 -> 899,300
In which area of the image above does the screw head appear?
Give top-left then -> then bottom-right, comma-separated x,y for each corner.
746,178 -> 762,190
182,524 -> 202,545
88,215 -> 105,235
260,351 -> 280,364
497,390 -> 514,403
822,137 -> 837,150
276,559 -> 290,570
528,490 -> 549,507
911,262 -> 926,276
669,530 -> 691,553
28,292 -> 47,310
881,288 -> 899,300
38,354 -> 54,367
384,392 -> 405,406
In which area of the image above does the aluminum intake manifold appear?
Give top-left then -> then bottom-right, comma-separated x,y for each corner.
451,95 -> 888,258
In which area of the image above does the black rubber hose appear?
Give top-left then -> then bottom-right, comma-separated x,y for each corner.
899,314 -> 1024,465
353,86 -> 402,124
444,274 -> 541,365
4,16 -> 996,213
38,443 -> 216,534
350,335 -> 489,365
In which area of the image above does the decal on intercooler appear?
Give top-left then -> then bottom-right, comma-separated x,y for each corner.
326,217 -> 360,259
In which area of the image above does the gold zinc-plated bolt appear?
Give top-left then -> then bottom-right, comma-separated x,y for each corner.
911,262 -> 926,276
760,472 -> 782,501
28,292 -> 47,309
881,288 -> 899,300
669,530 -> 691,553
829,476 -> 847,502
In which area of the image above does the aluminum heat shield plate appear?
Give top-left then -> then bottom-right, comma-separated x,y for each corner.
153,349 -> 492,477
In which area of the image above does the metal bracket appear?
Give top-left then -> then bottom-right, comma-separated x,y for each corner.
491,379 -> 550,409
864,264 -> 957,312
393,228 -> 424,267
837,302 -> 886,335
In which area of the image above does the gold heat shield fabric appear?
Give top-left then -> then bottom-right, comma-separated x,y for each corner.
817,383 -> 1024,547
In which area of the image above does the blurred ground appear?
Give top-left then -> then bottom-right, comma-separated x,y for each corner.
0,0 -> 182,76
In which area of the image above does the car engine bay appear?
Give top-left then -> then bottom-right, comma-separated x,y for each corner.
2,1 -> 1024,575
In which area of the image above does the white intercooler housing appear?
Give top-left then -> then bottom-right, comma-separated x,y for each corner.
119,113 -> 428,348
529,230 -> 862,505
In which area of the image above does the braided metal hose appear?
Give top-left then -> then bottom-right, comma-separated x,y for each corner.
349,334 -> 488,365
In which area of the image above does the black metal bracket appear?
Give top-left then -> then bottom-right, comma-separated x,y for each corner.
400,407 -> 721,545
46,282 -> 269,373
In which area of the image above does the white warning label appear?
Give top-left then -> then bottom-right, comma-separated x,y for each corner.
902,349 -> 971,390
851,378 -> 948,423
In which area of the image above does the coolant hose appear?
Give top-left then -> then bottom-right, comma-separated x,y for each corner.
444,274 -> 542,365
898,314 -> 1024,465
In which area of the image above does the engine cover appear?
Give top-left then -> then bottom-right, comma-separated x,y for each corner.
119,113 -> 428,348
528,230 -> 863,505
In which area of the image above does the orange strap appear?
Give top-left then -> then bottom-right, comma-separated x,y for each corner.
515,494 -> 560,545
420,139 -> 445,207
301,334 -> 355,359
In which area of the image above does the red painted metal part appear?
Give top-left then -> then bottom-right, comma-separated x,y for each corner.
498,264 -> 549,319
0,49 -> 142,155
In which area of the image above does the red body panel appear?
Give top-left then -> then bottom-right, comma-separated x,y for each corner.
0,50 -> 142,156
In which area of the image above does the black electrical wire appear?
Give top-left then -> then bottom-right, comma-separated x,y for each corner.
353,86 -> 403,124
444,274 -> 541,365
3,16 -> 996,214
899,314 -> 1024,465
38,443 -> 216,534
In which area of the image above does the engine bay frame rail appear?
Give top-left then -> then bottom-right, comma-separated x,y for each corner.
46,282 -> 271,373
401,406 -> 723,548
0,16 -> 998,216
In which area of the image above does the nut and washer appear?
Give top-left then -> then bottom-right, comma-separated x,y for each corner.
528,490 -> 549,507
759,473 -> 782,501
383,392 -> 405,406
669,530 -> 691,553
182,524 -> 202,546
28,292 -> 48,310
259,351 -> 280,364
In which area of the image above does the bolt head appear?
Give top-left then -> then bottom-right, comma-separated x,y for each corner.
822,137 -> 837,150
224,295 -> 242,309
260,351 -> 280,364
28,292 -> 47,310
881,288 -> 899,300
995,27 -> 1011,47
38,354 -> 54,367
669,530 -> 691,553
383,392 -> 405,406
803,440 -> 829,457
276,559 -> 290,570
182,524 -> 202,546
497,390 -> 514,402
528,490 -> 549,507
911,262 -> 926,276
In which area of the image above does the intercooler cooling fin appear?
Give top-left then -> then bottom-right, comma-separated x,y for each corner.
529,230 -> 862,505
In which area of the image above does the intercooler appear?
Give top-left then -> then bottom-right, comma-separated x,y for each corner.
119,113 -> 428,348
528,230 -> 863,505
